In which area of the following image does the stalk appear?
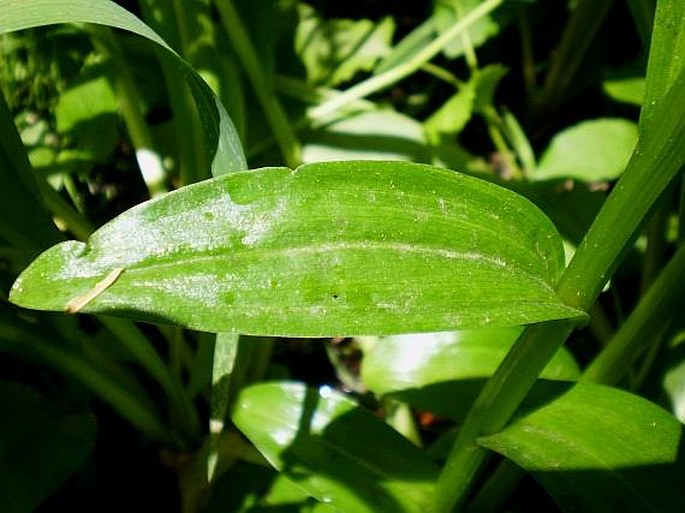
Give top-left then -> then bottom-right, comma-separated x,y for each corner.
434,66 -> 685,512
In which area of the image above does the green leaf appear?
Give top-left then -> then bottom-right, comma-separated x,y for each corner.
434,0 -> 502,59
360,328 -> 579,421
478,383 -> 685,513
0,90 -> 60,268
602,76 -> 646,106
232,381 -> 439,513
424,83 -> 476,139
534,118 -> 638,182
0,0 -> 246,176
472,64 -> 508,114
55,67 -> 119,162
374,17 -> 435,75
302,109 -> 430,163
295,5 -> 395,86
361,328 -> 580,395
663,327 -> 685,423
10,161 -> 584,336
0,381 -> 96,513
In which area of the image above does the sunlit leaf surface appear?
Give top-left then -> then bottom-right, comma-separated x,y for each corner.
479,383 -> 685,513
10,161 -> 584,335
232,381 -> 439,513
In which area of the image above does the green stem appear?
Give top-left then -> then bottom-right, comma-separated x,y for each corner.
172,0 -> 194,56
308,0 -> 503,121
87,26 -> 168,196
434,321 -> 573,512
556,71 -> 685,310
99,317 -> 200,442
627,0 -> 656,50
435,66 -> 685,513
581,244 -> 685,385
0,330 -> 175,444
534,0 -> 614,121
640,197 -> 670,295
465,459 -> 526,513
215,0 -> 301,168
35,178 -> 94,241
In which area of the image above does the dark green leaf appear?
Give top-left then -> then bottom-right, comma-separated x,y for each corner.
232,382 -> 439,513
0,86 -> 60,268
10,161 -> 584,336
478,383 -> 685,513
0,381 -> 96,513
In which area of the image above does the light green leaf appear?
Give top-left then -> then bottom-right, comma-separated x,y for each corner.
10,161 -> 584,336
479,383 -> 685,513
232,381 -> 439,513
374,17 -> 435,75
361,328 -> 579,421
602,76 -> 646,106
534,118 -> 638,182
362,327 -> 580,395
302,109 -> 430,163
663,328 -> 685,423
424,83 -> 476,139
472,64 -> 508,114
0,0 -> 246,176
296,5 -> 395,86
0,381 -> 97,513
55,69 -> 118,162
434,0 -> 501,59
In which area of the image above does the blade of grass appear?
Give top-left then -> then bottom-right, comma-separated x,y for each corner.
0,322 -> 176,444
434,63 -> 685,513
86,25 -> 168,196
534,0 -> 614,121
581,244 -> 685,385
214,0 -> 301,168
308,0 -> 503,121
99,317 -> 201,442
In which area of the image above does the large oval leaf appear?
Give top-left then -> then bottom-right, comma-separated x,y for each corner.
361,328 -> 580,395
360,328 -> 580,421
478,383 -> 685,513
231,381 -> 439,513
9,161 -> 584,336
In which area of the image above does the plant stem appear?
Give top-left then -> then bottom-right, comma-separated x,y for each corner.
581,244 -> 685,385
0,328 -> 175,444
308,0 -> 503,121
435,67 -> 685,512
215,0 -> 301,168
534,0 -> 614,121
434,321 -> 573,512
100,317 -> 201,442
87,26 -> 168,197
465,459 -> 527,513
35,178 -> 94,241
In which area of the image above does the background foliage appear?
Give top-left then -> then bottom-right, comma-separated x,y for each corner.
0,1 -> 684,512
